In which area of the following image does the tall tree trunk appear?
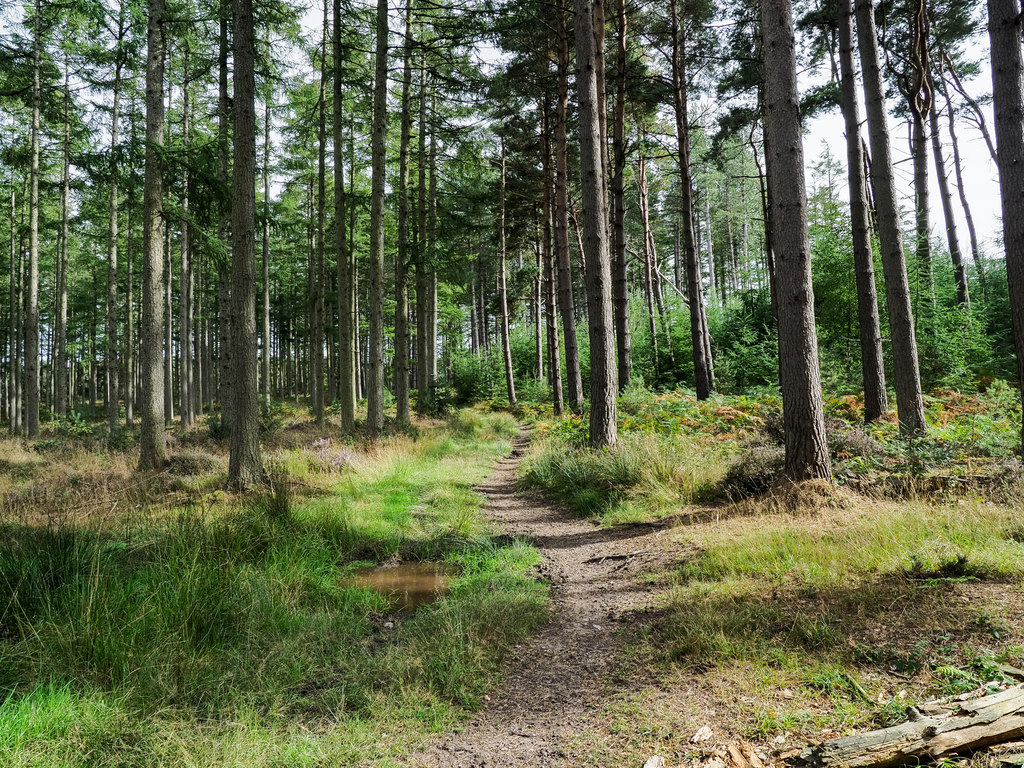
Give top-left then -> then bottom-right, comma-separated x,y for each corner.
611,0 -> 631,391
55,50 -> 71,419
907,0 -> 934,328
534,236 -> 543,380
555,5 -> 584,414
366,0 -> 388,436
107,47 -> 124,432
837,0 -> 887,422
217,13 -> 233,433
987,0 -> 1024,452
164,65 -> 174,424
762,0 -> 832,482
928,81 -> 970,307
575,0 -> 617,450
334,0 -> 354,430
179,45 -> 194,428
941,78 -> 988,299
262,76 -> 272,406
856,0 -> 926,435
311,8 -> 327,426
499,139 -> 517,406
127,98 -> 137,426
26,0 -> 41,438
637,156 -> 660,379
228,0 -> 264,489
670,0 -> 713,400
427,109 -> 439,386
415,65 -> 430,405
139,0 -> 169,469
944,52 -> 999,164
8,183 -> 16,432
395,1 -> 413,424
541,100 -> 563,415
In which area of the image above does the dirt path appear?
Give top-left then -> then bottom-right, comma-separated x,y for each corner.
407,429 -> 674,767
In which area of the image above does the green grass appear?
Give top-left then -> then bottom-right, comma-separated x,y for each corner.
638,497 -> 1024,740
0,410 -> 548,767
519,431 -> 727,524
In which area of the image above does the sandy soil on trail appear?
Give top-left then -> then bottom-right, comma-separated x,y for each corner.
406,429 -> 676,768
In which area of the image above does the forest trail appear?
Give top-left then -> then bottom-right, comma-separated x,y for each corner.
408,428 -> 674,767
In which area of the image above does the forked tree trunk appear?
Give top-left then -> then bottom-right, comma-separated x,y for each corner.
855,0 -> 926,435
366,0 -> 388,436
228,0 -> 264,489
762,0 -> 831,482
988,0 -> 1024,452
837,0 -> 887,422
907,0 -> 935,326
941,79 -> 988,299
574,0 -> 617,450
139,0 -> 169,470
928,83 -> 969,307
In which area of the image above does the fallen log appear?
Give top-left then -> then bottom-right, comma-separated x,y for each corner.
793,684 -> 1024,768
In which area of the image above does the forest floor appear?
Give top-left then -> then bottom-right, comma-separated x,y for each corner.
2,390 -> 1024,768
486,386 -> 1024,768
408,427 -> 678,767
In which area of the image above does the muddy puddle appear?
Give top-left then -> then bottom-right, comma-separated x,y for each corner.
349,561 -> 452,610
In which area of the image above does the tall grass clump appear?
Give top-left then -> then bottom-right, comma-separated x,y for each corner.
520,431 -> 723,523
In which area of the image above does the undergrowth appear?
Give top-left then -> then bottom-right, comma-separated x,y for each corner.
0,409 -> 548,767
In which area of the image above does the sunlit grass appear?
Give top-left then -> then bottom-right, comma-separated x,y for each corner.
0,409 -> 547,767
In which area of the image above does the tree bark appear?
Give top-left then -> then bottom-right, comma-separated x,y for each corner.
928,80 -> 969,307
139,0 -> 169,470
55,48 -> 71,420
334,0 -> 355,430
395,2 -> 413,423
541,100 -> 564,415
612,0 -> 631,391
26,0 -> 41,438
556,5 -> 584,414
499,139 -> 517,407
228,0 -> 264,489
670,0 -> 714,400
855,0 -> 926,435
988,0 -> 1024,452
837,0 -> 887,422
311,4 -> 328,425
575,0 -> 617,450
262,75 -> 272,406
941,78 -> 988,299
637,155 -> 660,379
796,684 -> 1024,768
366,0 -> 388,436
761,0 -> 832,482
217,12 -> 233,434
179,44 -> 194,429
